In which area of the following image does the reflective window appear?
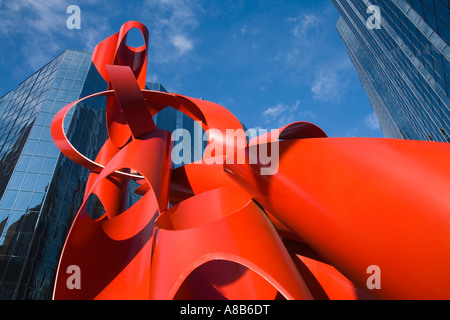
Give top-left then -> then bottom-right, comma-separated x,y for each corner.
0,190 -> 18,209
15,155 -> 32,172
35,174 -> 51,192
28,156 -> 45,173
21,173 -> 39,192
29,192 -> 44,210
13,191 -> 32,210
22,140 -> 38,155
7,172 -> 26,190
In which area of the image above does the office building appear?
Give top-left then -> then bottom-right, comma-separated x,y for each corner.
332,0 -> 450,141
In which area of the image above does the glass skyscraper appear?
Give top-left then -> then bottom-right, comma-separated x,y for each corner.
332,0 -> 450,142
0,50 -> 108,299
0,49 -> 198,299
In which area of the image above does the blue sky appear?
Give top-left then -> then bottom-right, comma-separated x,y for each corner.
0,0 -> 384,138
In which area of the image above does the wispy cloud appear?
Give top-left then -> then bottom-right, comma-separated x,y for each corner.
142,0 -> 201,62
344,127 -> 360,137
364,112 -> 381,130
0,0 -> 114,71
240,24 -> 247,35
288,13 -> 322,41
273,13 -> 324,72
311,56 -> 354,103
236,23 -> 259,37
0,0 -> 67,69
171,34 -> 193,54
0,0 -> 66,34
271,6 -> 361,107
259,100 -> 317,130
311,69 -> 342,102
139,0 -> 204,92
262,100 -> 300,127
298,110 -> 317,121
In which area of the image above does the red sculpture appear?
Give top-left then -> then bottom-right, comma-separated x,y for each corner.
52,21 -> 450,300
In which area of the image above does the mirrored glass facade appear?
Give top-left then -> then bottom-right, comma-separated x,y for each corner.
332,0 -> 450,142
0,50 -> 108,299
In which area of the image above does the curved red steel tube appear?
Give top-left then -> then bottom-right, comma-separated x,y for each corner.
52,21 -> 450,300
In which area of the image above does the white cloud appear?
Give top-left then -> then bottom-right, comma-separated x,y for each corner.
273,10 -> 338,87
171,34 -> 193,54
298,110 -> 317,120
146,73 -> 160,83
240,25 -> 247,35
263,100 -> 300,127
0,0 -> 113,70
311,56 -> 354,103
262,100 -> 317,127
263,104 -> 285,117
0,0 -> 202,83
290,14 -> 321,40
311,69 -> 341,102
344,127 -> 359,137
142,0 -> 201,61
0,0 -> 68,68
364,112 -> 381,130
237,24 -> 259,37
270,6 -> 362,111
0,0 -> 66,34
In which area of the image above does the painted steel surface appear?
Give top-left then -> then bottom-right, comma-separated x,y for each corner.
52,21 -> 450,300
